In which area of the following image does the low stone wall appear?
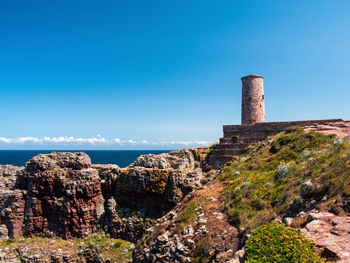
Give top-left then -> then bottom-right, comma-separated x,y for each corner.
209,119 -> 350,168
224,119 -> 350,136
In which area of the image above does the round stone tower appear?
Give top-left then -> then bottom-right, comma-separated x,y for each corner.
241,74 -> 265,125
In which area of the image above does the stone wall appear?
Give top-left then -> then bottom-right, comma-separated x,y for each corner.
209,119 -> 350,169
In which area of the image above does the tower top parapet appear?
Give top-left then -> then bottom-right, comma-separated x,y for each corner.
241,74 -> 264,80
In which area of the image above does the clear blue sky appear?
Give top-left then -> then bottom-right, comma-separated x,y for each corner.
1,0 -> 349,149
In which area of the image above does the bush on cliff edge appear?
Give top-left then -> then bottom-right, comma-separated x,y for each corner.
245,222 -> 325,263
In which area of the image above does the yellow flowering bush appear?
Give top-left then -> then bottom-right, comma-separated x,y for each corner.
246,222 -> 326,263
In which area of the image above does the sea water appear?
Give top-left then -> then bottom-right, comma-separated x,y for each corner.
0,150 -> 171,168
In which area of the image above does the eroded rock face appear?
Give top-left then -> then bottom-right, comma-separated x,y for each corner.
0,189 -> 26,239
133,182 -> 240,263
301,212 -> 350,262
0,165 -> 26,239
97,148 -> 208,242
0,148 -> 209,246
22,152 -> 104,239
0,152 -> 104,239
134,204 -> 240,263
134,155 -> 172,169
113,168 -> 185,215
102,197 -> 154,243
283,189 -> 350,263
101,149 -> 207,213
0,165 -> 23,178
133,148 -> 205,173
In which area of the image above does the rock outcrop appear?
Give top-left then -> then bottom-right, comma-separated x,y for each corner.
97,148 -> 208,242
0,165 -> 26,240
0,152 -> 104,239
1,131 -> 348,263
0,148 -> 208,244
301,212 -> 350,262
134,182 -> 240,263
283,193 -> 350,263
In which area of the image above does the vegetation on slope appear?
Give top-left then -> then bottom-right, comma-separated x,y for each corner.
245,222 -> 325,263
220,126 -> 350,231
176,200 -> 199,231
1,233 -> 133,262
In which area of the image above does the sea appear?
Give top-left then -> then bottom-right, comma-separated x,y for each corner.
0,150 -> 171,168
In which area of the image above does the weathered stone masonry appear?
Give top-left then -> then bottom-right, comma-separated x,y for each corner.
209,74 -> 350,168
241,74 -> 265,125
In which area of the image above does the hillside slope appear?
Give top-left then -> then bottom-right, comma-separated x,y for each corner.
134,127 -> 350,263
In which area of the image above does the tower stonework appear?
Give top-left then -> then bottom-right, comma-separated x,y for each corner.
241,74 -> 265,125
208,75 -> 350,169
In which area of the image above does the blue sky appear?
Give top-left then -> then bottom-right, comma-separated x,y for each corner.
0,0 -> 349,149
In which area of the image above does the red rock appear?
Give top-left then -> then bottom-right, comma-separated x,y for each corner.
0,189 -> 26,238
1,152 -> 104,239
302,212 -> 350,262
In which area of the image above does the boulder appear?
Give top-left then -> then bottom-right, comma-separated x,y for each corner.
300,180 -> 313,198
134,154 -> 171,169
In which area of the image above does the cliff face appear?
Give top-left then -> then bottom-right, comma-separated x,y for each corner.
1,152 -> 104,239
0,131 -> 349,263
0,148 -> 208,242
98,148 -> 209,242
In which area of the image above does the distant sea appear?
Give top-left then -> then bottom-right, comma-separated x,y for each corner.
0,150 -> 171,168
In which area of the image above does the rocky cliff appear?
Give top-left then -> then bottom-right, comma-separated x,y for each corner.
1,152 -> 104,239
0,148 -> 209,262
0,130 -> 349,263
133,128 -> 350,263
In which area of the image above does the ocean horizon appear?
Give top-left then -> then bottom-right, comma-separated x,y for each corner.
0,150 -> 171,168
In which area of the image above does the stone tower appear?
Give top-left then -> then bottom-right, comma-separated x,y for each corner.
241,74 -> 265,125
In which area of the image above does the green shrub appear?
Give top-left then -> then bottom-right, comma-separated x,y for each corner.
227,208 -> 240,226
246,222 -> 326,263
206,148 -> 213,155
3,239 -> 15,245
112,240 -> 123,249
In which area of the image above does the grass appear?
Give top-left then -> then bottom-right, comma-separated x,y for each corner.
193,236 -> 214,263
0,233 -> 133,263
206,148 -> 213,155
176,200 -> 198,231
220,127 -> 350,231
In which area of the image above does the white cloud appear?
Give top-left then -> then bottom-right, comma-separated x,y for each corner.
113,138 -> 121,143
0,136 -> 110,145
0,136 -> 212,147
0,137 -> 12,143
